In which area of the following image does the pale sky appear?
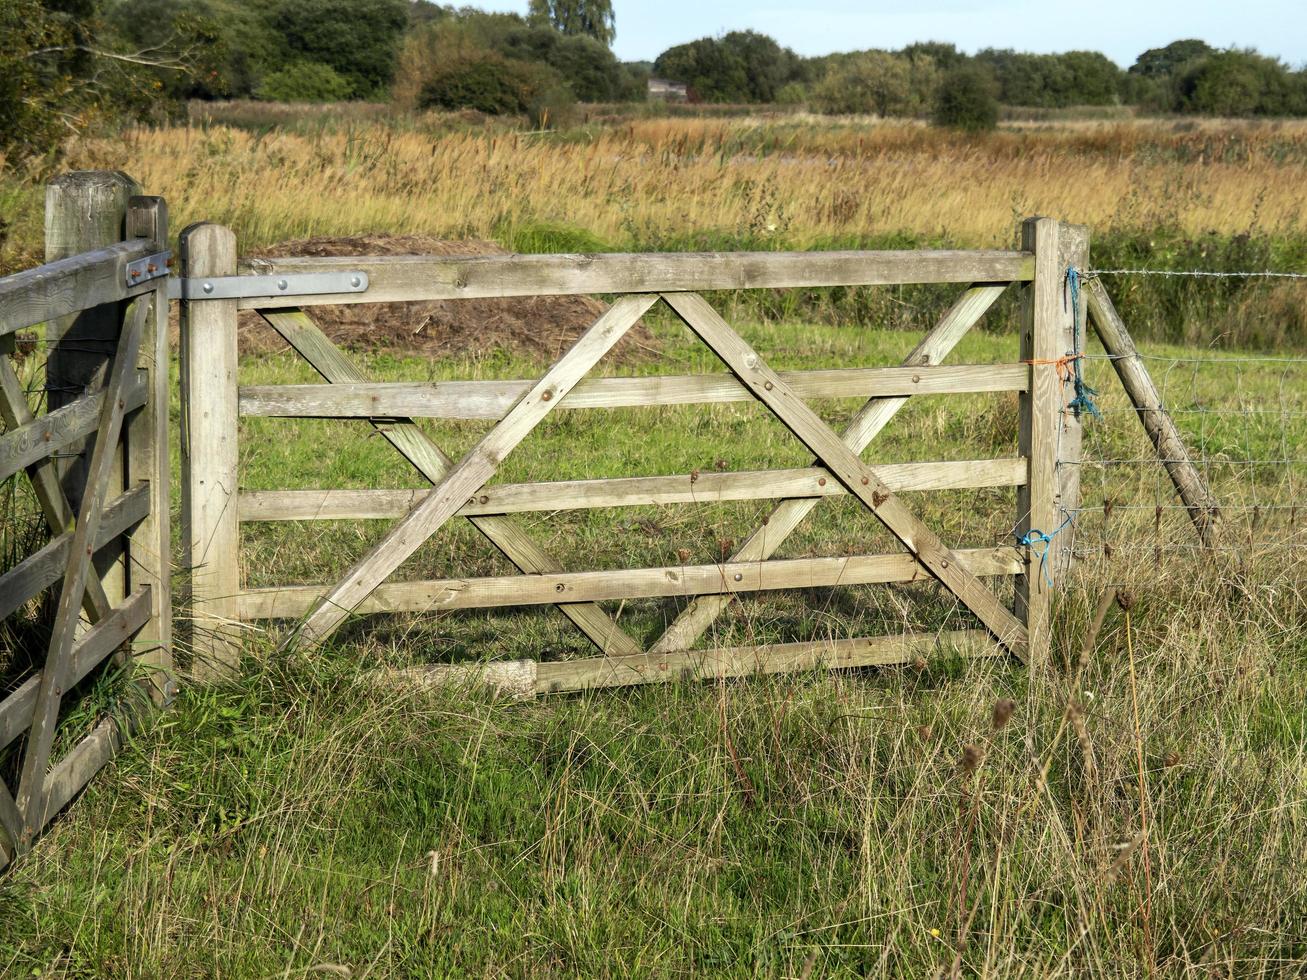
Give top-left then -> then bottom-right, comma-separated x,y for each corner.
477,0 -> 1307,67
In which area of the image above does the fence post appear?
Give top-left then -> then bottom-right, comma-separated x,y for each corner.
45,170 -> 140,609
1017,217 -> 1062,664
125,196 -> 174,700
1054,223 -> 1089,579
179,224 -> 241,679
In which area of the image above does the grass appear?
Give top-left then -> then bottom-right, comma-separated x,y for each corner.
1,304 -> 1305,976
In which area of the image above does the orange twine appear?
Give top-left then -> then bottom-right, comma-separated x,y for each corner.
1023,352 -> 1083,384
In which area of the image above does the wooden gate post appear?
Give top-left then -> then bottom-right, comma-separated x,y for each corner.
1054,223 -> 1089,579
45,171 -> 140,608
125,196 -> 174,698
1016,217 -> 1063,664
179,224 -> 241,679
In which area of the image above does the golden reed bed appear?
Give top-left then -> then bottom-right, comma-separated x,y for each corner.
67,115 -> 1307,251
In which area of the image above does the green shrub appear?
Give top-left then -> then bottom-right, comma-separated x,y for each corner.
932,64 -> 999,131
256,61 -> 353,102
418,50 -> 573,119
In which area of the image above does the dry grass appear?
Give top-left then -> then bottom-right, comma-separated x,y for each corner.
62,116 -> 1307,253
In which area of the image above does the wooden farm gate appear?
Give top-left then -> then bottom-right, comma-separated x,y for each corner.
0,174 -> 172,870
181,218 -> 1090,691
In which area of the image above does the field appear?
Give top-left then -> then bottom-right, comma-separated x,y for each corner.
1,111 -> 1306,976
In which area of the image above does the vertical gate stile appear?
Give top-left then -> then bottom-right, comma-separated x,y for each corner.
180,224 -> 242,679
126,197 -> 174,698
1017,218 -> 1063,665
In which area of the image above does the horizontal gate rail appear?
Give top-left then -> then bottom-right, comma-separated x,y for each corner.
238,363 -> 1029,419
235,249 -> 1036,309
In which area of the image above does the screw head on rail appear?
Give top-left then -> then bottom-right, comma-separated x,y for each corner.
350,275 -> 362,288
201,282 -> 214,294
277,279 -> 289,291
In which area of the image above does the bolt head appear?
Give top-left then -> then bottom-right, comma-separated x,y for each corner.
201,282 -> 214,294
277,279 -> 289,291
733,573 -> 743,582
350,275 -> 362,288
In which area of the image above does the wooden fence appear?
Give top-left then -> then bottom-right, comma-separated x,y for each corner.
0,173 -> 172,870
181,217 -> 1090,692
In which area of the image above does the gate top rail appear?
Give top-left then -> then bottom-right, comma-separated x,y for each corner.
234,248 -> 1036,309
0,239 -> 162,337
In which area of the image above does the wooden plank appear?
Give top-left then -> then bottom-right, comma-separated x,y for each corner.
239,458 -> 1026,522
237,250 -> 1035,309
288,295 -> 658,648
371,629 -> 1002,698
180,223 -> 242,680
0,374 -> 148,482
14,296 -> 146,839
1085,278 -> 1222,547
44,172 -> 141,609
238,546 -> 1022,619
0,239 -> 153,337
650,284 -> 1010,656
0,484 -> 149,622
0,588 -> 152,753
664,291 -> 1028,657
41,716 -> 123,835
1055,224 -> 1089,578
124,197 -> 173,693
238,363 -> 1029,419
0,783 -> 20,867
259,308 -> 644,657
1015,218 -> 1062,664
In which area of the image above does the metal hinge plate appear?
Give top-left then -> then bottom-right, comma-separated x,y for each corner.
125,251 -> 172,287
167,271 -> 369,301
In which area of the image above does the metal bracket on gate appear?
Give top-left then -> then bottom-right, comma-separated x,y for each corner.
125,251 -> 172,287
167,271 -> 370,301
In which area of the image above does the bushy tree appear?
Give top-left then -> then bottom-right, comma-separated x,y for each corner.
1130,39 -> 1214,78
271,0 -> 409,97
812,51 -> 937,117
417,48 -> 571,120
652,31 -> 803,103
256,61 -> 353,102
528,0 -> 614,46
932,63 -> 999,130
1176,50 -> 1305,116
974,48 -> 1121,107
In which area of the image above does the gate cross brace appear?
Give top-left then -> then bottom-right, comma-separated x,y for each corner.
663,292 -> 1028,660
649,283 -> 1009,655
269,296 -> 657,650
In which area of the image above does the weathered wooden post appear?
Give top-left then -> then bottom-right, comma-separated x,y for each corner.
1016,217 -> 1063,664
45,171 -> 140,608
125,196 -> 174,699
1054,223 -> 1089,578
179,224 -> 242,679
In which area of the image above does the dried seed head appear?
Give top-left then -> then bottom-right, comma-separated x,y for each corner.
959,744 -> 984,774
915,724 -> 932,743
1163,750 -> 1181,768
991,698 -> 1016,731
911,655 -> 927,673
1115,589 -> 1135,612
676,547 -> 691,563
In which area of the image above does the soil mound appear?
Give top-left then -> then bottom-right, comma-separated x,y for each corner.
230,235 -> 655,362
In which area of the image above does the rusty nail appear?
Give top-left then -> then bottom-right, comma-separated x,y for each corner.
817,477 -> 826,486
541,390 -> 553,401
130,269 -> 140,278
147,263 -> 157,273
861,476 -> 869,485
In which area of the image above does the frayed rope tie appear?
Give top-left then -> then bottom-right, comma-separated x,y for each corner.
1015,514 -> 1073,589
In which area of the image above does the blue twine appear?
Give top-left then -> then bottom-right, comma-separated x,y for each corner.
1015,514 -> 1074,589
1064,267 -> 1101,420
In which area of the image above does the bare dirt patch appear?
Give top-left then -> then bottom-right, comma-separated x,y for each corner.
174,234 -> 657,362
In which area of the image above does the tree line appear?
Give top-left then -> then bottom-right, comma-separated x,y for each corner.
5,0 -> 1307,166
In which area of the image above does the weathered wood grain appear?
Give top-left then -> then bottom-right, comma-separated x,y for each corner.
238,546 -> 1022,619
288,295 -> 657,647
238,458 -> 1026,522
1015,218 -> 1062,664
0,240 -> 152,337
237,249 -> 1035,308
238,363 -> 1029,419
258,308 -> 644,657
664,291 -> 1028,658
180,223 -> 242,679
0,484 -> 149,622
1086,277 -> 1222,547
649,283 -> 1009,655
